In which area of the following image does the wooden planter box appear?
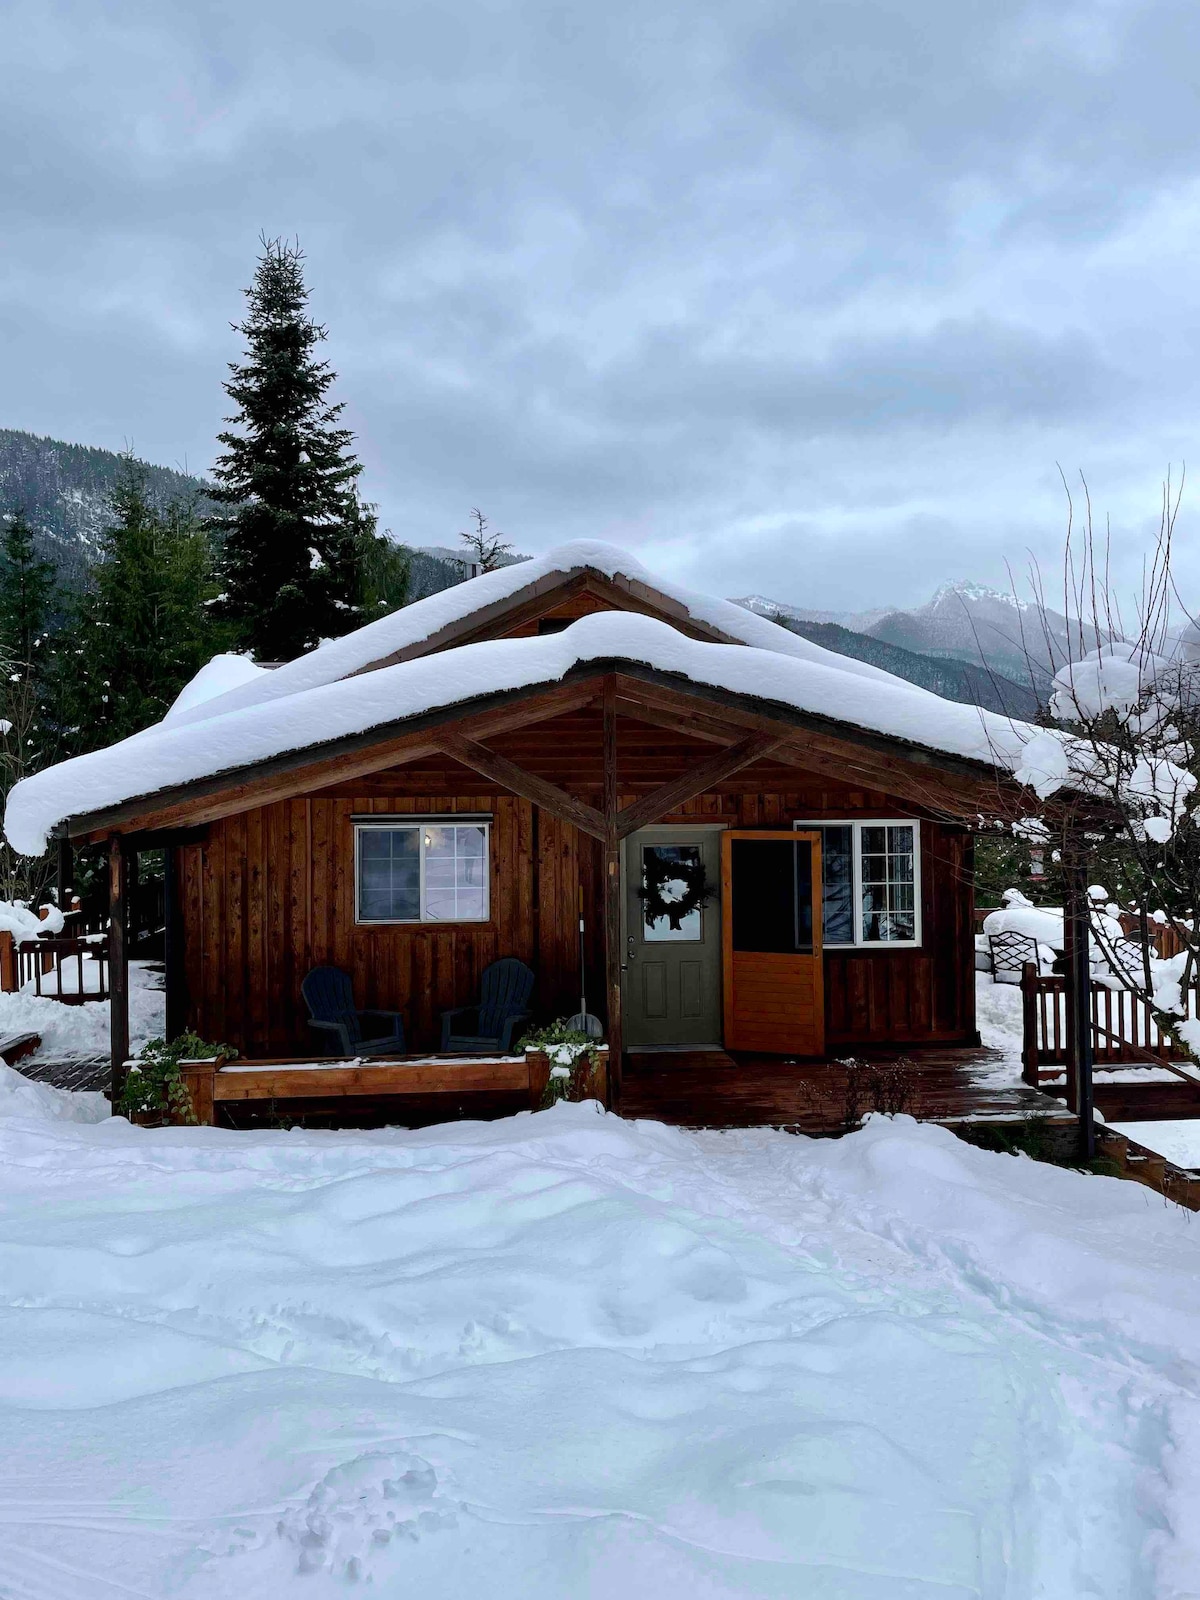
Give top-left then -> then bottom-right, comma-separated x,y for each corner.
169,1046 -> 610,1128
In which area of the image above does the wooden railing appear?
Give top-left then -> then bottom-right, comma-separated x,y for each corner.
1020,964 -> 1199,1086
0,932 -> 109,1005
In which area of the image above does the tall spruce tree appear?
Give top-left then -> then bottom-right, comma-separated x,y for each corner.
211,237 -> 365,660
66,457 -> 221,750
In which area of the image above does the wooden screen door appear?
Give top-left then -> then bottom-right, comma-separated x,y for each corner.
721,830 -> 824,1055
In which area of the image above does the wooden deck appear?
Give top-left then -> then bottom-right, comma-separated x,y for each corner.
20,1044 -> 1200,1134
17,1055 -> 109,1092
621,1046 -> 1074,1133
18,1045 -> 1073,1132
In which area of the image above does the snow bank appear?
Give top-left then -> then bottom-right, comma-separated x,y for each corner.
0,1062 -> 107,1122
5,608 -> 1041,855
974,972 -> 1027,1077
1110,1120 -> 1200,1170
0,897 -> 63,939
982,903 -> 1065,946
0,959 -> 163,1061
0,1102 -> 1196,1596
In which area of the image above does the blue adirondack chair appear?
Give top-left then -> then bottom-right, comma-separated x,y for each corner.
301,966 -> 406,1057
440,958 -> 535,1055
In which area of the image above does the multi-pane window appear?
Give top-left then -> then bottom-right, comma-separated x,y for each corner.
795,821 -> 920,947
355,821 -> 490,923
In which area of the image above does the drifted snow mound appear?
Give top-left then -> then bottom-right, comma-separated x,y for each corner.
165,652 -> 270,720
0,1103 -> 1196,1597
0,1062 -> 106,1122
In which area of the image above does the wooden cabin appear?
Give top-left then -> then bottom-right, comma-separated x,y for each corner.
6,544 -> 1022,1119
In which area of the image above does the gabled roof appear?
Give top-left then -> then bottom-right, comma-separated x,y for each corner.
163,540 -> 897,732
5,601 -> 1040,854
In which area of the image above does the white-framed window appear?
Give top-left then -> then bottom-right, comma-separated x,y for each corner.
794,820 -> 921,948
354,817 -> 491,924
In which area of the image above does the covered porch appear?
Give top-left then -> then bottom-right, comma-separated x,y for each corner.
91,669 -> 996,1095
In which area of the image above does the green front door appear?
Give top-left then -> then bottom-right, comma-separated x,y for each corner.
622,826 -> 723,1047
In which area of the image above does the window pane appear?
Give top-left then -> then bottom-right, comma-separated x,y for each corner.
456,885 -> 486,921
641,845 -> 703,942
357,828 -> 419,920
817,825 -> 854,944
860,823 -> 916,943
420,824 -> 488,922
860,853 -> 888,885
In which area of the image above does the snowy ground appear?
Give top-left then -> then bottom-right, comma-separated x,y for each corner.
974,972 -> 1026,1082
1,1083 -> 1199,1598
1111,1120 -> 1200,1172
0,959 -> 164,1060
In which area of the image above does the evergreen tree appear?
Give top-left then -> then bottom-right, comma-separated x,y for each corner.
66,457 -> 222,750
0,509 -> 57,666
210,237 -> 365,660
351,498 -> 411,623
0,509 -> 66,900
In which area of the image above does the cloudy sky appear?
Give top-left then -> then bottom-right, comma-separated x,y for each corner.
2,0 -> 1199,611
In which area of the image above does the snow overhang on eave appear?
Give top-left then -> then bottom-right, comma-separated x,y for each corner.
59,659 -> 1014,845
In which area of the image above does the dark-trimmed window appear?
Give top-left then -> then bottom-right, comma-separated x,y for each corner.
355,819 -> 490,923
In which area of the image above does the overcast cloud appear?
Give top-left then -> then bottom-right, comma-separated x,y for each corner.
2,0 -> 1200,610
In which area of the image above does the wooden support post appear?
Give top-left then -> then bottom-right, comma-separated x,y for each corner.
1019,962 -> 1040,1086
525,1047 -> 551,1110
108,835 -> 130,1111
163,846 -> 186,1040
126,848 -> 140,954
602,677 -> 623,1099
1065,860 -> 1095,1161
178,1054 -> 221,1126
588,1044 -> 610,1109
56,834 -> 73,909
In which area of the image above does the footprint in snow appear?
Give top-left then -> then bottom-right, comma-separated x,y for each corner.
276,1448 -> 457,1580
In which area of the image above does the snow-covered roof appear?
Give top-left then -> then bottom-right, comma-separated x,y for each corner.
164,653 -> 270,721
163,540 -> 896,732
5,605 -> 1040,856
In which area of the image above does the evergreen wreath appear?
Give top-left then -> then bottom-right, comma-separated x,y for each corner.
637,851 -> 715,931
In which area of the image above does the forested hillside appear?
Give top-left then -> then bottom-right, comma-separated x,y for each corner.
0,429 -> 214,580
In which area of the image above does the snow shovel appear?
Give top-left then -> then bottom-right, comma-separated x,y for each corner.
568,885 -> 604,1039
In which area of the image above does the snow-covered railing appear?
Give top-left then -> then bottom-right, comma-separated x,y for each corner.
0,933 -> 109,1005
1020,964 -> 1199,1086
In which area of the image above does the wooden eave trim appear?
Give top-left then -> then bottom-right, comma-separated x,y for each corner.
608,666 -> 1016,799
66,657 -> 1020,842
69,681 -> 601,842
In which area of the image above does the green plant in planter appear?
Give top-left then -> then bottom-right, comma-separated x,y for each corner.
117,1033 -> 236,1124
519,1019 -> 604,1109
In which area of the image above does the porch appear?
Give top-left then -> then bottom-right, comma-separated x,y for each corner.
621,1044 -> 1073,1133
20,1039 -> 1073,1138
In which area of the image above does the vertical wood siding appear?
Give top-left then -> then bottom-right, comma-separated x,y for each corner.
179,759 -> 976,1056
